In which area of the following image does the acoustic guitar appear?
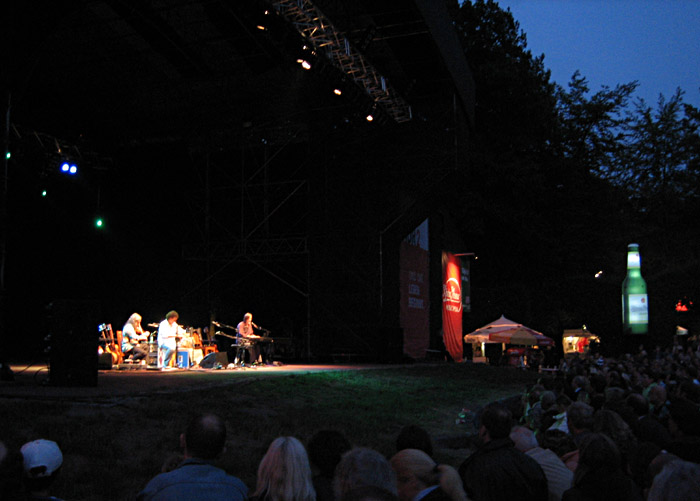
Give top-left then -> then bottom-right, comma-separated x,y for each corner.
99,323 -> 120,364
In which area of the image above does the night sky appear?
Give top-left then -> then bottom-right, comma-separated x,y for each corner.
499,0 -> 700,108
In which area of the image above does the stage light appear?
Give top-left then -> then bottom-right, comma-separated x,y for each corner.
300,60 -> 311,70
60,162 -> 77,175
5,151 -> 10,159
333,88 -> 342,96
366,103 -> 378,122
95,217 -> 104,228
41,190 -> 47,197
256,25 -> 266,31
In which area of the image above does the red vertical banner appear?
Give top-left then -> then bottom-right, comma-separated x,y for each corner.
442,252 -> 463,361
400,219 -> 430,359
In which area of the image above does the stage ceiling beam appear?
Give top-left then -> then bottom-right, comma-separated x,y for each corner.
270,0 -> 413,123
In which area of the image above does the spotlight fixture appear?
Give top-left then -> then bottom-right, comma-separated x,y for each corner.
333,88 -> 342,96
60,162 -> 78,175
366,103 -> 377,122
272,0 -> 412,122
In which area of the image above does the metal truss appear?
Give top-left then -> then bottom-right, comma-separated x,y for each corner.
183,237 -> 308,262
270,0 -> 412,123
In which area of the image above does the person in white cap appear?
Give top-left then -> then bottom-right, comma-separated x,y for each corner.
20,439 -> 64,500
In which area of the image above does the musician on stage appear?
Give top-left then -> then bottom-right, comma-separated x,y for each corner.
121,312 -> 150,363
237,312 -> 262,365
158,310 -> 186,369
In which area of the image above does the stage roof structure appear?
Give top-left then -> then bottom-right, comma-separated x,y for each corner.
4,0 -> 474,149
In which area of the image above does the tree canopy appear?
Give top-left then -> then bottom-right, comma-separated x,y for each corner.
450,0 -> 700,345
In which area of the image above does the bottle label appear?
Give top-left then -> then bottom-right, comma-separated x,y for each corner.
627,251 -> 641,268
628,294 -> 648,323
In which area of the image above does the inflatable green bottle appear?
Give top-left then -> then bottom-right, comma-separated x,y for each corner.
622,243 -> 648,335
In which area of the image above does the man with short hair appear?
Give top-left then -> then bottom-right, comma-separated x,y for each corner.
137,414 -> 248,501
560,401 -> 594,472
458,403 -> 548,500
626,392 -> 671,449
510,426 -> 572,501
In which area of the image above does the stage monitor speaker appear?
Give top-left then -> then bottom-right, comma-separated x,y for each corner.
48,299 -> 100,386
199,351 -> 229,369
97,352 -> 113,370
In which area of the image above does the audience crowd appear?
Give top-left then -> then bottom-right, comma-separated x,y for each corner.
2,340 -> 700,500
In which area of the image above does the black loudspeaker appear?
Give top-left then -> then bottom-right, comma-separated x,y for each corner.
48,299 -> 100,386
199,351 -> 229,368
97,352 -> 113,370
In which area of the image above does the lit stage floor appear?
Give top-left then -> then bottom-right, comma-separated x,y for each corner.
0,362 -> 389,400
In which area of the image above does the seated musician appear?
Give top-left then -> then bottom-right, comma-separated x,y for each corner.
121,313 -> 150,363
179,328 -> 199,366
236,313 -> 261,365
158,310 -> 186,369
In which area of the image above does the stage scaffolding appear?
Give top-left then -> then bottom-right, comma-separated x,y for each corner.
176,0 -> 473,361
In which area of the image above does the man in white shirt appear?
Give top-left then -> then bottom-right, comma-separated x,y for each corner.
158,310 -> 185,369
510,426 -> 573,501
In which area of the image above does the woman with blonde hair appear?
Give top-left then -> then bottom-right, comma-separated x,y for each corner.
390,449 -> 466,501
252,436 -> 316,501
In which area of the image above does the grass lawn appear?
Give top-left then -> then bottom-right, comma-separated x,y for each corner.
1,363 -> 541,500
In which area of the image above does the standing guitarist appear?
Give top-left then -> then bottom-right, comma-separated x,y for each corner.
158,310 -> 186,369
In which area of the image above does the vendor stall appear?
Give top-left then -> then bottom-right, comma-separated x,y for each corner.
563,326 -> 599,355
464,315 -> 555,366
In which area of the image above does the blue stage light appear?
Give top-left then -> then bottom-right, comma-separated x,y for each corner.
60,162 -> 78,174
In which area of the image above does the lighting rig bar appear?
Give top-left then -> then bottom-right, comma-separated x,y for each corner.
270,0 -> 413,123
184,237 -> 308,262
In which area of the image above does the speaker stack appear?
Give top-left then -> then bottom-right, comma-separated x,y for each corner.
47,299 -> 100,386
